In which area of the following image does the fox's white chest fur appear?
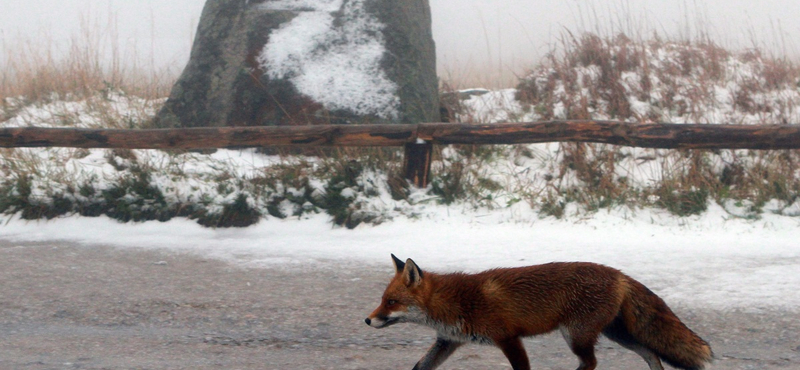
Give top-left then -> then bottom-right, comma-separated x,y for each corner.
405,307 -> 493,345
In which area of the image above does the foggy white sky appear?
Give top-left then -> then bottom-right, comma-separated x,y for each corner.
1,0 -> 799,86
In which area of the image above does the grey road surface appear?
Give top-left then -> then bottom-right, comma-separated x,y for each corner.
0,239 -> 798,369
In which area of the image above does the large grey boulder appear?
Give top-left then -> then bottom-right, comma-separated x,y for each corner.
155,0 -> 439,128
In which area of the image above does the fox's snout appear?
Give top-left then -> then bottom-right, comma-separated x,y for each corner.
364,315 -> 387,328
365,313 -> 397,328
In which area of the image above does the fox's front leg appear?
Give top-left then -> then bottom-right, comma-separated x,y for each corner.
412,337 -> 463,370
497,337 -> 531,370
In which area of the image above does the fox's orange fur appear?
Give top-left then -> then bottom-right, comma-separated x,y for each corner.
365,255 -> 712,370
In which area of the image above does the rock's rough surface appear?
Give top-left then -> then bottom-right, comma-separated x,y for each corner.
156,0 -> 438,128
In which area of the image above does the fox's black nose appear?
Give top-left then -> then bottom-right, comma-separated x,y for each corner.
364,318 -> 371,326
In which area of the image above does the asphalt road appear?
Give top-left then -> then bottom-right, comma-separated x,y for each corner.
0,239 -> 798,369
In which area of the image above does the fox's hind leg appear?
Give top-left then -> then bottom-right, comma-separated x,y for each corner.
627,346 -> 664,370
602,316 -> 665,370
560,326 -> 598,370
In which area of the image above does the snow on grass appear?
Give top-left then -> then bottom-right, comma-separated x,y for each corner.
1,91 -> 160,128
517,36 -> 800,125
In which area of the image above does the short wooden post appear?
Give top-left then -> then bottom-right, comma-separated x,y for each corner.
403,141 -> 433,188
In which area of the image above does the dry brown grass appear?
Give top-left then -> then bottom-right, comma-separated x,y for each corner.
508,32 -> 800,218
0,14 -> 177,104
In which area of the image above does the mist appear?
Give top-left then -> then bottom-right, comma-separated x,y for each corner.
433,0 -> 800,86
1,0 -> 798,87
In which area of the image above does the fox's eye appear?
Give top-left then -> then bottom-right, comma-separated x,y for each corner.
387,299 -> 397,306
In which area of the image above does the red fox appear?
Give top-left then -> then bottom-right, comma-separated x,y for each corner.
365,255 -> 712,370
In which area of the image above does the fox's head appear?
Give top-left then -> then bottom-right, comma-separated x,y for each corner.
365,254 -> 427,329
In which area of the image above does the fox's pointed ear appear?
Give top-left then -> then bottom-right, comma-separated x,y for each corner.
391,254 -> 405,273
402,258 -> 424,288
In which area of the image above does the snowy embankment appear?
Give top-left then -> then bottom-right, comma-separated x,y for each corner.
3,38 -> 800,313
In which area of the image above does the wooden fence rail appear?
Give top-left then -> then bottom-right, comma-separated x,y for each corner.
3,121 -> 800,187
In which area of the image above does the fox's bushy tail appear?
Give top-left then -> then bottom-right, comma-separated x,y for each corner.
617,279 -> 713,370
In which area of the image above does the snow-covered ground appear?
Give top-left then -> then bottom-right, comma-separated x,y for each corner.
3,203 -> 800,314
3,38 -> 800,316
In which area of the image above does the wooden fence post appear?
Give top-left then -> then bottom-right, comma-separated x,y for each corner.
403,141 -> 433,188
